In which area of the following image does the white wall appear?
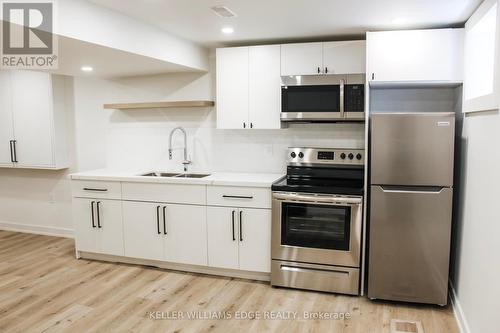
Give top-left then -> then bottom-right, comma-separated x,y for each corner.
0,56 -> 364,236
451,110 -> 500,333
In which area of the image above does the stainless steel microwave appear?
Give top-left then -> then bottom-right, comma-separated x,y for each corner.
281,74 -> 365,122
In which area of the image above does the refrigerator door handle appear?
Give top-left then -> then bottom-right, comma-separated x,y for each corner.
378,185 -> 446,194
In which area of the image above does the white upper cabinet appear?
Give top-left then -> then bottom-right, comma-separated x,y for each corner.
281,42 -> 323,75
281,41 -> 366,76
463,0 -> 500,112
248,45 -> 281,129
0,70 -> 69,169
216,45 -> 281,129
216,47 -> 249,129
0,71 -> 14,167
366,29 -> 464,83
322,41 -> 366,75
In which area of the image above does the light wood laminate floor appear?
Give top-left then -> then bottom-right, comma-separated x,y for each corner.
0,231 -> 459,333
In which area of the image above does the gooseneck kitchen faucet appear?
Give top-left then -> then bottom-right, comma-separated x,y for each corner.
168,127 -> 191,172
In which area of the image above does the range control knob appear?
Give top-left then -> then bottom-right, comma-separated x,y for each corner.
298,152 -> 304,158
348,153 -> 354,160
340,153 -> 346,160
290,152 -> 296,158
356,153 -> 362,160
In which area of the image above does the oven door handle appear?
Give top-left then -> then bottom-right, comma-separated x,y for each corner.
272,192 -> 362,205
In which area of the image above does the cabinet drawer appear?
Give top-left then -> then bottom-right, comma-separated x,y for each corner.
207,186 -> 271,208
122,182 -> 206,205
72,180 -> 122,200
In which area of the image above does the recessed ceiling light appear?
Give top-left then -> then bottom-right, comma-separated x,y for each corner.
81,66 -> 93,72
391,17 -> 407,25
221,26 -> 234,34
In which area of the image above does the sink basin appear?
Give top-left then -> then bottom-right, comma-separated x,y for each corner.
174,173 -> 211,178
139,172 -> 181,177
138,172 -> 210,178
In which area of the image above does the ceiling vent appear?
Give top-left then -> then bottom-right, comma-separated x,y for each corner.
211,6 -> 237,18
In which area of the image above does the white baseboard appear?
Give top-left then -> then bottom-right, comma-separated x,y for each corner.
450,283 -> 471,333
0,221 -> 74,238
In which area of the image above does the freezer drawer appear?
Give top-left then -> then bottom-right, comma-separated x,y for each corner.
368,185 -> 453,305
371,113 -> 455,186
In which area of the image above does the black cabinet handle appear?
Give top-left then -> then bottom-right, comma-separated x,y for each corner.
90,201 -> 96,228
371,73 -> 375,80
163,206 -> 167,235
9,141 -> 14,163
239,210 -> 243,242
325,67 -> 328,74
222,195 -> 254,199
156,206 -> 161,234
317,67 -> 321,73
11,140 -> 17,163
96,201 -> 102,228
231,210 -> 236,241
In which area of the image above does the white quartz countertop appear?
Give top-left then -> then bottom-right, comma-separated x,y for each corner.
69,169 -> 285,188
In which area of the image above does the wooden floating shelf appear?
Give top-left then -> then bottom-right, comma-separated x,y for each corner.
103,100 -> 215,110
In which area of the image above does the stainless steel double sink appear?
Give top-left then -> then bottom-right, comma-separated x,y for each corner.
139,172 -> 211,179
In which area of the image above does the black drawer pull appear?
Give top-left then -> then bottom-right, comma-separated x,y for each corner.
83,188 -> 108,192
222,195 -> 253,199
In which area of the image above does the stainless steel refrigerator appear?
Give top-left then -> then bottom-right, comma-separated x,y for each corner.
368,112 -> 455,305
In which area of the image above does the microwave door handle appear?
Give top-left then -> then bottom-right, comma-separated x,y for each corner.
339,79 -> 345,118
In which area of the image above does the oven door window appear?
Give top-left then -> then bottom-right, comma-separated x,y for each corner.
281,203 -> 351,251
282,85 -> 340,113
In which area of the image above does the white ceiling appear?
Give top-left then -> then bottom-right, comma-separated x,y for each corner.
89,0 -> 482,47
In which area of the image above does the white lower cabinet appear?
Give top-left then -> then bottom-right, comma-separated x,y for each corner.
122,201 -> 208,265
73,198 -> 124,256
207,207 -> 240,269
163,204 -> 207,266
73,181 -> 272,276
207,206 -> 271,273
238,208 -> 272,272
122,201 -> 164,261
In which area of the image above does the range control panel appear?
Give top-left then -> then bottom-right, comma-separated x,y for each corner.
287,147 -> 364,166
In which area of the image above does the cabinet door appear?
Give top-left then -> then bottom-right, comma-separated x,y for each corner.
0,71 -> 14,167
122,201 -> 164,261
164,204 -> 207,266
323,41 -> 366,74
367,29 -> 464,82
73,198 -> 99,253
11,70 -> 54,167
95,200 -> 124,256
463,0 -> 500,112
216,47 -> 249,129
238,208 -> 272,273
207,206 -> 239,270
281,42 -> 323,76
248,45 -> 281,129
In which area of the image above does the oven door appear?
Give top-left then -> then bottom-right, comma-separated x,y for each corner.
272,192 -> 362,267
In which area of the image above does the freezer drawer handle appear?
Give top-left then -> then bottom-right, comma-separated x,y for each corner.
280,265 -> 350,278
379,185 -> 445,194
